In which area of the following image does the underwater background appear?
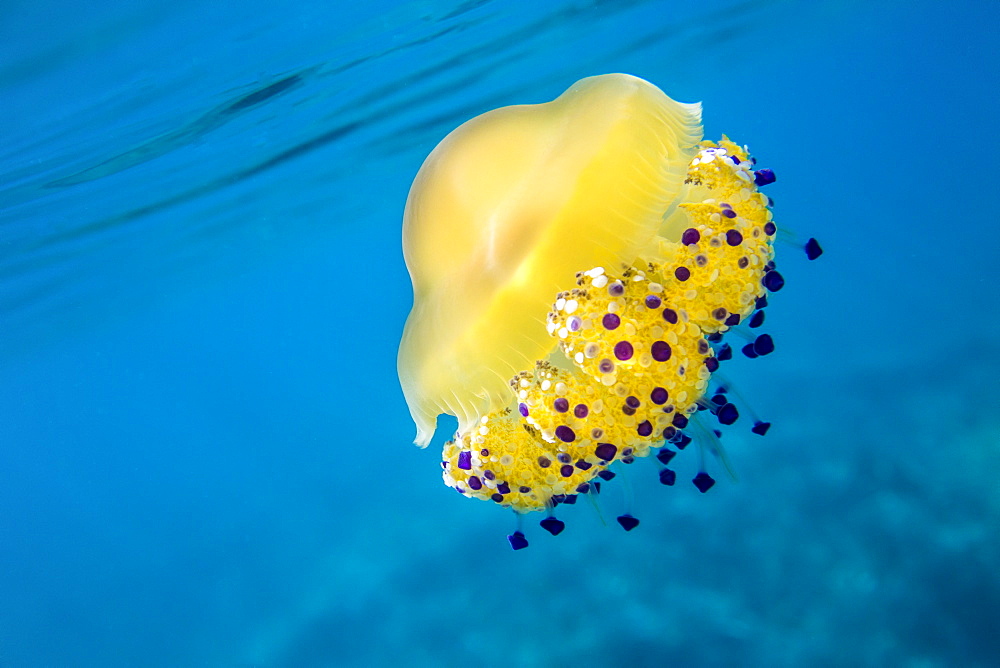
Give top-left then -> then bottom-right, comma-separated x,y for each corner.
2,0 -> 998,665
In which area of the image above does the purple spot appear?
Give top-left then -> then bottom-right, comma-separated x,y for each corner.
730,155 -> 741,164
705,357 -> 719,372
507,531 -> 528,550
742,343 -> 759,359
598,470 -> 616,481
693,472 -> 716,493
617,514 -> 640,531
555,426 -> 575,442
659,469 -> 677,486
614,341 -> 634,361
468,476 -> 482,490
681,228 -> 700,245
675,433 -> 692,449
537,456 -> 551,468
753,168 -> 776,186
602,312 -> 621,330
594,443 -> 618,461
518,402 -> 529,417
662,308 -> 678,324
718,343 -> 733,361
752,420 -> 772,435
674,266 -> 690,282
575,460 -> 592,470
651,341 -> 672,362
749,310 -> 765,328
650,387 -> 669,405
625,395 -> 640,409
560,464 -> 574,477
491,493 -> 503,502
608,281 -> 625,296
764,221 -> 776,235
557,453 -> 571,463
598,359 -> 615,374
805,237 -> 823,260
718,403 -> 739,425
721,208 -> 737,219
519,486 -> 531,493
637,421 -> 653,437
457,451 -> 472,470
672,414 -> 688,429
753,334 -> 775,355
540,517 -> 565,536
726,229 -> 743,245
553,398 -> 569,413
656,448 -> 676,465
483,470 -> 495,480
573,403 -> 589,418
762,270 -> 784,292
576,482 -> 591,494
644,294 -> 662,309
497,482 -> 511,494
662,426 -> 677,440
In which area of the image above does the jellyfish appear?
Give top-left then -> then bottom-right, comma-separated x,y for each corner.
397,74 -> 804,537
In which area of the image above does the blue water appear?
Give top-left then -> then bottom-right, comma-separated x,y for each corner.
2,1 -> 998,665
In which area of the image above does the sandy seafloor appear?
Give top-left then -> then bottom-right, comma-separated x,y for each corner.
1,1 -> 998,666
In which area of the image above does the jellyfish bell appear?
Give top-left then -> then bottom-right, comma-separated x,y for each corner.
398,73 -> 703,447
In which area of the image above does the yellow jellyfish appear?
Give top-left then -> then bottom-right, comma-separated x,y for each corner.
397,73 -> 786,521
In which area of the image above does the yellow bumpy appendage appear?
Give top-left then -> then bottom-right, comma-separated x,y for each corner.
439,138 -> 777,512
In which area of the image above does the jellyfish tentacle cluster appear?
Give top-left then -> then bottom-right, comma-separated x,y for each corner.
437,136 -> 776,510
397,74 -> 818,546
